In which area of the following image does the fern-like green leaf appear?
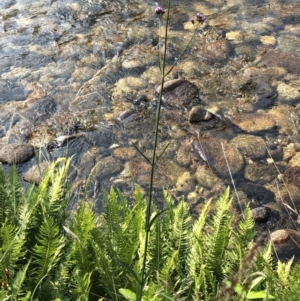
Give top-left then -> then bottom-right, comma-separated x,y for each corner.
0,166 -> 7,224
0,222 -> 26,282
6,165 -> 22,224
204,187 -> 233,282
277,257 -> 294,287
31,215 -> 65,283
11,260 -> 31,299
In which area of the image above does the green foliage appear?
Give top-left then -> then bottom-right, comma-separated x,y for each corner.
0,158 -> 71,300
0,158 -> 300,300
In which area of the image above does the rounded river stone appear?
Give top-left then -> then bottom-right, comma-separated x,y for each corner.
157,79 -> 200,109
231,112 -> 276,132
203,39 -> 229,62
193,137 -> 244,177
270,229 -> 300,262
0,143 -> 34,164
251,206 -> 271,222
270,229 -> 290,244
231,134 -> 266,159
23,161 -> 50,184
188,106 -> 213,122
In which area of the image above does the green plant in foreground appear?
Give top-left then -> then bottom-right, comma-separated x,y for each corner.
0,159 -> 300,300
0,158 -> 70,300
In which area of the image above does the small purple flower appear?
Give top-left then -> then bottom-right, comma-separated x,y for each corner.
155,3 -> 166,15
191,12 -> 206,24
196,13 -> 206,22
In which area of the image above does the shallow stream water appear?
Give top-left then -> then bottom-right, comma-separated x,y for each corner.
1,0 -> 300,252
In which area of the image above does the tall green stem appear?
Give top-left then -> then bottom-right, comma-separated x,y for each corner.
137,1 -> 171,300
137,2 -> 202,299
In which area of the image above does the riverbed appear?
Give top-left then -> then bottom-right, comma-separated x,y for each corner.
1,0 -> 300,257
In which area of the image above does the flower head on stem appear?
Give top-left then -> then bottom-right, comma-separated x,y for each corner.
190,12 -> 206,24
154,3 -> 166,15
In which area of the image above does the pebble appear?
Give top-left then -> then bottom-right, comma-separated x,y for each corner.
155,79 -> 187,94
204,39 -> 229,61
0,143 -> 34,164
284,166 -> 300,187
188,106 -> 213,122
94,156 -> 123,179
239,183 -> 275,204
260,35 -> 276,45
262,50 -> 300,74
116,110 -> 137,123
288,152 -> 300,167
283,144 -> 295,161
159,79 -> 200,110
270,229 -> 290,244
113,147 -> 136,160
269,105 -> 299,136
270,229 -> 300,262
226,31 -> 243,41
251,206 -> 271,222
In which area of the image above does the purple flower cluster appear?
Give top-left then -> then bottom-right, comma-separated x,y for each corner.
154,4 -> 206,25
155,4 -> 166,15
190,13 -> 206,24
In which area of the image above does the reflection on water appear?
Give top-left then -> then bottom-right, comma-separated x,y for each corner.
1,0 -> 300,237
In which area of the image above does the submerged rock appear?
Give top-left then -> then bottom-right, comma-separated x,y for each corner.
231,134 -> 266,159
0,143 -> 34,164
270,229 -> 300,262
157,79 -> 200,110
251,206 -> 271,222
193,136 -> 244,177
155,79 -> 187,94
113,147 -> 136,160
239,183 -> 275,204
244,163 -> 277,184
231,112 -> 276,132
271,229 -> 290,244
188,106 -> 213,122
94,156 -> 123,179
194,165 -> 224,190
23,161 -> 50,184
20,96 -> 57,124
239,67 -> 277,109
203,39 -> 229,62
262,50 -> 300,75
